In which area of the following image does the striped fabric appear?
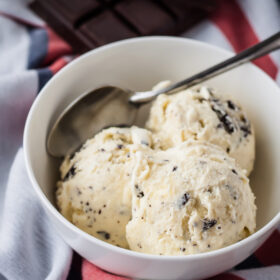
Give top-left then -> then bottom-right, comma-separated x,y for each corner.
0,0 -> 279,279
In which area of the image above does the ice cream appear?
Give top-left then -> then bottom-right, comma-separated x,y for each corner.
56,82 -> 257,255
126,141 -> 256,255
146,82 -> 255,175
56,126 -> 154,248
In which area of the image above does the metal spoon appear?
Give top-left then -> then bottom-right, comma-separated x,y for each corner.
47,32 -> 280,158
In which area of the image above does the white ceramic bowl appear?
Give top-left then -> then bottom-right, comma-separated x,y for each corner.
24,37 -> 280,280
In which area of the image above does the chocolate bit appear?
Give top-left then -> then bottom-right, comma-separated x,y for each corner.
211,103 -> 235,134
206,188 -> 212,193
135,184 -> 144,198
202,218 -> 217,231
63,165 -> 76,181
172,166 -> 178,172
180,247 -> 186,252
240,125 -> 251,138
180,192 -> 190,207
221,115 -> 235,134
97,231 -> 110,240
232,169 -> 238,175
117,144 -> 124,149
226,147 -> 230,153
137,191 -> 144,198
227,100 -> 237,110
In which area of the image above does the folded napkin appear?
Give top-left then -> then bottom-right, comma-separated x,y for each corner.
0,0 -> 280,279
0,150 -> 72,280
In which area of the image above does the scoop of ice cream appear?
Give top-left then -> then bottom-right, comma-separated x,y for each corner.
126,141 -> 256,255
56,126 -> 154,248
146,82 -> 255,175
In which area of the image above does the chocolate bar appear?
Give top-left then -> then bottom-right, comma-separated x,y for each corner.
30,0 -> 216,53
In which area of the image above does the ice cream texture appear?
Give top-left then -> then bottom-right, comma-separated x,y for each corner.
146,81 -> 255,175
56,126 -> 154,248
56,82 -> 257,255
126,141 -> 256,255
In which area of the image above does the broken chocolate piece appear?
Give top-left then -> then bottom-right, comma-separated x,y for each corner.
211,103 -> 235,134
227,100 -> 237,110
179,192 -> 190,207
240,125 -> 251,138
63,165 -> 76,181
97,231 -> 110,240
135,184 -> 145,198
172,166 -> 178,172
202,218 -> 217,231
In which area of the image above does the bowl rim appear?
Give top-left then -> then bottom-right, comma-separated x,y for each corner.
24,35 -> 280,261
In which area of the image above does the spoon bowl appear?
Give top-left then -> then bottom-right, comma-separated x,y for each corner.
47,86 -> 137,157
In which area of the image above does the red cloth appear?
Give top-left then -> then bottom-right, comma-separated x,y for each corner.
82,260 -> 130,280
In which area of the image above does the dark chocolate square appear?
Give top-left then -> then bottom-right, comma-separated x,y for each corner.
30,0 -> 97,52
115,0 -> 174,35
162,0 -> 216,19
48,0 -> 100,25
80,11 -> 137,45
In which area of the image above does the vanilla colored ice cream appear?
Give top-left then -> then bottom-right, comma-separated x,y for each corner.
56,82 -> 257,255
146,82 -> 255,175
126,141 -> 256,255
56,126 -> 154,248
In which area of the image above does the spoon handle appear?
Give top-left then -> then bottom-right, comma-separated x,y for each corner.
130,31 -> 280,104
